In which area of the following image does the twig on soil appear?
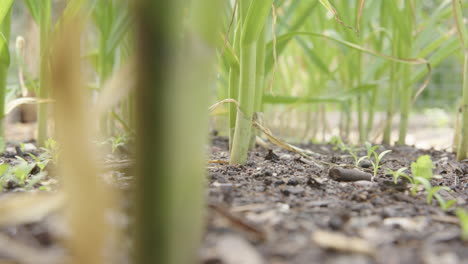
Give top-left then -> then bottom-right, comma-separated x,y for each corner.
215,234 -> 265,264
328,167 -> 372,182
0,192 -> 65,227
208,159 -> 230,165
99,159 -> 134,171
430,214 -> 460,225
312,230 -> 376,257
208,203 -> 267,242
252,114 -> 330,168
0,233 -> 65,264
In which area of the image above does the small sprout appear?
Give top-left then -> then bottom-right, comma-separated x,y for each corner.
434,195 -> 456,211
426,186 -> 450,205
27,153 -> 49,172
19,142 -> 26,153
363,142 -> 392,178
40,137 -> 60,164
411,155 -> 434,181
26,171 -> 48,190
12,156 -> 35,185
0,163 -> 9,177
413,168 -> 456,211
456,209 -> 468,241
387,167 -> 410,184
110,134 -> 128,153
329,136 -> 345,151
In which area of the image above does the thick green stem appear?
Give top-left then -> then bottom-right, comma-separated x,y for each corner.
382,62 -> 396,144
249,26 -> 266,147
457,51 -> 468,160
37,0 -> 51,147
366,88 -> 377,136
134,0 -> 220,263
357,95 -> 364,142
383,22 -> 400,145
230,41 -> 256,164
228,22 -> 241,149
398,64 -> 411,145
397,2 -> 413,145
0,8 -> 11,153
254,27 -> 266,118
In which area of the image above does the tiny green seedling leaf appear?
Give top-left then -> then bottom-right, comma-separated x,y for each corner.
12,156 -> 35,185
411,155 -> 434,180
387,167 -> 409,184
0,163 -> 9,177
426,186 -> 450,205
378,150 -> 392,161
436,196 -> 456,211
456,209 -> 468,241
26,171 -> 47,190
356,156 -> 367,167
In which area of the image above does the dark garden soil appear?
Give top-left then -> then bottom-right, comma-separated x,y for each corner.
0,135 -> 466,264
202,137 -> 468,264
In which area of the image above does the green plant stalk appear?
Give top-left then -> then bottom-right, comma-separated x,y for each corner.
230,41 -> 256,164
367,4 -> 386,138
134,0 -> 220,263
254,26 -> 266,117
457,51 -> 468,160
355,55 -> 365,143
98,30 -> 116,137
382,56 -> 397,144
250,26 -> 266,147
230,0 -> 272,164
0,8 -> 12,153
456,208 -> 468,240
228,22 -> 241,149
37,0 -> 51,147
366,87 -> 377,136
397,2 -> 413,145
398,64 -> 411,145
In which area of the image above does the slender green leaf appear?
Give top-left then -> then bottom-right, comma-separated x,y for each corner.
241,0 -> 273,44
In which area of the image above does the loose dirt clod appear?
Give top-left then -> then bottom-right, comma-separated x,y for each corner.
328,167 -> 372,182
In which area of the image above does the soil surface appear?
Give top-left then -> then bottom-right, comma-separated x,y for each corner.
202,137 -> 468,264
0,135 -> 466,264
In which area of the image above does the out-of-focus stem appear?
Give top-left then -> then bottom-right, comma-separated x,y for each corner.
37,0 -> 51,147
457,51 -> 468,160
228,21 -> 241,149
52,16 -> 109,264
0,8 -> 12,153
134,0 -> 220,263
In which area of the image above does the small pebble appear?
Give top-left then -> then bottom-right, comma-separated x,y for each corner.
359,160 -> 372,168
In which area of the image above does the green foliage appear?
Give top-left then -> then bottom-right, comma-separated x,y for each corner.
12,156 -> 35,185
0,155 -> 51,192
362,142 -> 392,178
389,155 -> 456,210
411,155 -> 434,181
241,0 -> 274,45
387,167 -> 410,184
328,136 -> 362,166
100,133 -> 128,154
456,208 -> 468,241
409,155 -> 435,196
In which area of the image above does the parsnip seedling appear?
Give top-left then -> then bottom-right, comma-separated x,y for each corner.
362,143 -> 392,179
456,209 -> 468,241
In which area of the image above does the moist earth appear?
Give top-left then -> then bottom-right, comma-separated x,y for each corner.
202,137 -> 468,264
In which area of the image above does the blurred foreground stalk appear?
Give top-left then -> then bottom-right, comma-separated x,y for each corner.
51,13 -> 110,264
453,0 -> 468,160
133,0 -> 220,263
0,1 -> 13,153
